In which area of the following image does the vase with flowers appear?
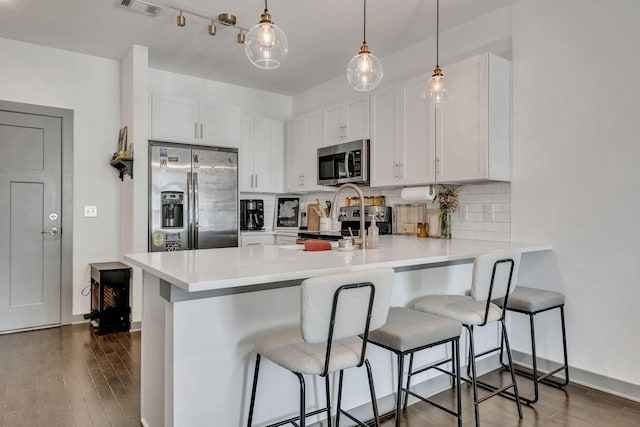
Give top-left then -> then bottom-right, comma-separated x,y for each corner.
438,185 -> 459,239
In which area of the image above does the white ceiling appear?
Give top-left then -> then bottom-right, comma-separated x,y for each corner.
0,0 -> 518,95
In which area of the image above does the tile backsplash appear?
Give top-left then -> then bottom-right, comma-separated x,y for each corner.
242,181 -> 511,242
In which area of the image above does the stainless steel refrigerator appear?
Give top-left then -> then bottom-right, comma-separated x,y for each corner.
149,141 -> 238,252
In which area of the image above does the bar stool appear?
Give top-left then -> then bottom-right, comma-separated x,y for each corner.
413,250 -> 523,427
246,268 -> 394,427
367,307 -> 463,427
495,286 -> 569,404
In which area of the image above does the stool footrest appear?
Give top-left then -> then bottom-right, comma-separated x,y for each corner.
404,388 -> 460,417
509,363 -> 569,387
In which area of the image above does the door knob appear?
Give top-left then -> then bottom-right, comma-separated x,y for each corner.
41,227 -> 59,236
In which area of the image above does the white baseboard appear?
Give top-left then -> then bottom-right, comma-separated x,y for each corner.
511,350 -> 640,403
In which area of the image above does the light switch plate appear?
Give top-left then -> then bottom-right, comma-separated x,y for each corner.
84,205 -> 97,217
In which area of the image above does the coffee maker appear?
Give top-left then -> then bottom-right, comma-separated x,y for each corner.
240,199 -> 264,231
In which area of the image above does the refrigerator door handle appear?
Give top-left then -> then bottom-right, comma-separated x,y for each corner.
194,172 -> 199,249
187,171 -> 194,248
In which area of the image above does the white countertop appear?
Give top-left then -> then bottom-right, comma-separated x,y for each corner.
124,236 -> 551,294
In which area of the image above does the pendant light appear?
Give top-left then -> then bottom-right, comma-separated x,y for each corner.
347,0 -> 383,91
423,0 -> 447,105
245,0 -> 288,69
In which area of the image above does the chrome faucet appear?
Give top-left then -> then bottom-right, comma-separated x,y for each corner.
329,183 -> 366,248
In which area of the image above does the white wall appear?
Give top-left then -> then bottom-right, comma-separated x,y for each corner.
292,0 -> 640,392
0,37 -> 122,317
509,0 -> 640,387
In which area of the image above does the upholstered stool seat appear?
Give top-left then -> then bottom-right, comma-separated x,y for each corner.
256,327 -> 363,375
495,286 -> 569,404
367,307 -> 462,427
415,295 -> 502,325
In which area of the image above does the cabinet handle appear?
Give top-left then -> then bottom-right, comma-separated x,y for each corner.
394,163 -> 398,179
301,174 -> 305,186
255,174 -> 258,188
194,123 -> 198,139
200,123 -> 204,139
400,162 -> 404,179
250,174 -> 254,188
436,157 -> 441,176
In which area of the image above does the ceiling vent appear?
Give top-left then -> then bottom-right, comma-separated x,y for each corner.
120,0 -> 162,17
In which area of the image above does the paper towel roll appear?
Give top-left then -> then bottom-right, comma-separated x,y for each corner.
401,186 -> 436,201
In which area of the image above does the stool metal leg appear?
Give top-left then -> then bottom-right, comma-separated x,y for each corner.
454,339 -> 462,427
365,359 -> 381,427
247,354 -> 261,427
465,325 -> 481,427
295,373 -> 306,427
558,306 -> 570,387
402,352 -> 414,411
501,319 -> 523,419
325,376 -> 332,427
335,370 -> 344,427
395,353 -> 404,427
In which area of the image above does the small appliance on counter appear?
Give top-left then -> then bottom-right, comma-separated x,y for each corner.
339,206 -> 392,236
240,199 -> 265,231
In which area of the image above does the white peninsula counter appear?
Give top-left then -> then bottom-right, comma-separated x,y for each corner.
125,236 -> 551,427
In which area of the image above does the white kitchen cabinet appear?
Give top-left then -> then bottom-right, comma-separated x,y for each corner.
285,110 -> 323,192
323,97 -> 369,146
241,233 -> 275,246
150,93 -> 240,148
274,233 -> 298,245
435,53 -> 511,182
150,94 -> 199,143
370,53 -> 510,186
371,76 -> 435,187
240,115 -> 285,193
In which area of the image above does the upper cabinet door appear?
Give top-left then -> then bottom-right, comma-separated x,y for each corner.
239,115 -> 254,192
371,87 -> 399,187
323,104 -> 344,147
150,94 -> 198,143
303,112 -> 324,192
323,97 -> 370,146
402,76 -> 436,185
344,98 -> 370,141
253,118 -> 285,193
199,105 -> 240,148
285,111 -> 323,193
285,119 -> 305,192
436,53 -> 510,183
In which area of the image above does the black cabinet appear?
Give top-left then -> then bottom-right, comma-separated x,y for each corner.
89,262 -> 131,335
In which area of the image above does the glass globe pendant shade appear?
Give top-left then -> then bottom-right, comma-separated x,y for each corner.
245,11 -> 288,69
422,66 -> 447,105
347,44 -> 383,91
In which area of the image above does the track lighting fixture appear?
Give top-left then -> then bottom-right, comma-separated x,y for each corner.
347,0 -> 383,91
245,0 -> 288,69
167,4 -> 287,70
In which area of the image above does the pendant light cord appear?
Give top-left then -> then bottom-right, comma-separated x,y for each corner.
363,0 -> 367,44
264,0 -> 268,13
436,0 -> 439,67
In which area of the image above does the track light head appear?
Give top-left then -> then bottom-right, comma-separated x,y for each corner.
177,11 -> 185,27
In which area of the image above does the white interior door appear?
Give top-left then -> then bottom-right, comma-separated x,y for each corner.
0,110 -> 62,331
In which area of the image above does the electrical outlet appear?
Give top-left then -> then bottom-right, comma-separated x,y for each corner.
84,205 -> 97,217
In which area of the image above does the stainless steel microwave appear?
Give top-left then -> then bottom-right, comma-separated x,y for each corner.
317,139 -> 370,186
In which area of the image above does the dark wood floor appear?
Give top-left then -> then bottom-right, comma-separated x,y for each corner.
0,324 -> 140,427
1,325 -> 639,427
